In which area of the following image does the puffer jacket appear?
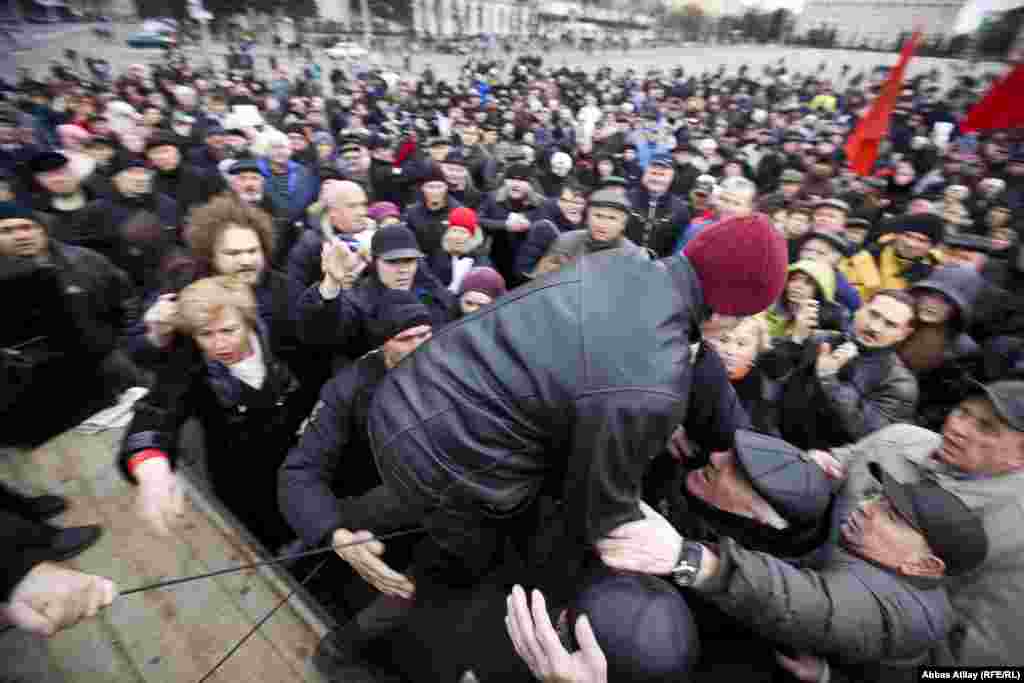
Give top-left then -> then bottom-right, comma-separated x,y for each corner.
367,252 -> 739,579
760,331 -> 919,450
625,186 -> 691,258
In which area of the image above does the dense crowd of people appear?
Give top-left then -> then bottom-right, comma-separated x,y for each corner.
1,47 -> 1023,682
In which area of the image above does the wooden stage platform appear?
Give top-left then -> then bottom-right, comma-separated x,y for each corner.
0,427 -> 332,683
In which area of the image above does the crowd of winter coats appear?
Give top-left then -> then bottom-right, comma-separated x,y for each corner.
1,50 -> 1023,679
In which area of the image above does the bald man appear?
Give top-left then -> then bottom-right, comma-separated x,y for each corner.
288,180 -> 371,288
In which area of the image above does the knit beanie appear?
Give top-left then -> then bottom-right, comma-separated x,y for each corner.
0,202 -> 37,223
505,162 -> 535,181
369,289 -> 432,348
448,207 -> 478,237
367,201 -> 401,222
683,213 -> 788,316
892,213 -> 944,245
458,266 -> 506,299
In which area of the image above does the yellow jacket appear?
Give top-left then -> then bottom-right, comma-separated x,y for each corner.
839,243 -> 944,302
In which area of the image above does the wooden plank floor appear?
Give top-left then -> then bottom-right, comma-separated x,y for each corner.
0,428 -> 330,683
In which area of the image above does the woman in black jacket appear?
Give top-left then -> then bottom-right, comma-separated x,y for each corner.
119,276 -> 305,551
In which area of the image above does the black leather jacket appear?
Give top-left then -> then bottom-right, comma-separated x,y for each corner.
368,252 -> 736,551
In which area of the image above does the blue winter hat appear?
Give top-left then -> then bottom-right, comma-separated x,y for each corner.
568,570 -> 699,683
0,202 -> 37,223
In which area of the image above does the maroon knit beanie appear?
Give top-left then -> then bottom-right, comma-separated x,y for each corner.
683,213 -> 788,316
458,266 -> 506,299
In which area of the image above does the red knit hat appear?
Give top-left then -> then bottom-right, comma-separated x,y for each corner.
683,213 -> 788,316
448,207 -> 478,237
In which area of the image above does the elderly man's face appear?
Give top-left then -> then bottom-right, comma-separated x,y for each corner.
588,207 -> 627,243
937,397 -> 1024,476
0,218 -> 48,258
716,189 -> 753,220
839,492 -> 937,573
643,166 -> 674,194
328,187 -> 369,233
231,171 -> 265,204
685,451 -> 774,522
35,165 -> 79,195
506,178 -> 530,201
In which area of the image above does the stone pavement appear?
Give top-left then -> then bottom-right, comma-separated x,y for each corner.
8,24 -> 1010,90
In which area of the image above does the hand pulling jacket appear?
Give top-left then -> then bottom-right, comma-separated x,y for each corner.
367,251 -> 729,563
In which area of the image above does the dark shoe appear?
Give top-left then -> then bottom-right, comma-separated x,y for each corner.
45,525 -> 103,562
17,494 -> 69,521
313,622 -> 380,683
0,481 -> 68,521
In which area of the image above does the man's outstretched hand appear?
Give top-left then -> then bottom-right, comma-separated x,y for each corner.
505,585 -> 607,683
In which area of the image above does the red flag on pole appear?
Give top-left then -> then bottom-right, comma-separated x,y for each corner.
961,63 -> 1024,132
844,32 -> 922,176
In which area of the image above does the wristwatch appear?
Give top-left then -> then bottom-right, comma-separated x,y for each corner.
669,541 -> 704,588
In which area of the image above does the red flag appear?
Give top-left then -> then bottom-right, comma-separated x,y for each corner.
961,63 -> 1024,132
845,32 -> 922,176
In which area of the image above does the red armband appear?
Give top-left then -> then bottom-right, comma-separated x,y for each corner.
127,449 -> 169,476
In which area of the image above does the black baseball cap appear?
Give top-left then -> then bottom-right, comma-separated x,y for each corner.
967,380 -> 1024,432
867,463 -> 988,577
371,224 -> 424,262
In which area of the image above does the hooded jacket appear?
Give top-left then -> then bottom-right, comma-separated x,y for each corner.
367,252 -> 740,582
765,260 -> 848,340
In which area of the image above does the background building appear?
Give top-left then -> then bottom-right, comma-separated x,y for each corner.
794,0 -> 965,46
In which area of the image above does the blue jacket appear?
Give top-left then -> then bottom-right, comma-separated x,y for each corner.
258,159 -> 319,224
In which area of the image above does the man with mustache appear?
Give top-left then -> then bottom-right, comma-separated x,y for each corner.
760,289 -> 919,450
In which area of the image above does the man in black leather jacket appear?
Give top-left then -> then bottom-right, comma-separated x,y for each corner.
359,213 -> 789,598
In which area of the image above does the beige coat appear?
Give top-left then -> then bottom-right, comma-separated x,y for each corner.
831,424 -> 1024,666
